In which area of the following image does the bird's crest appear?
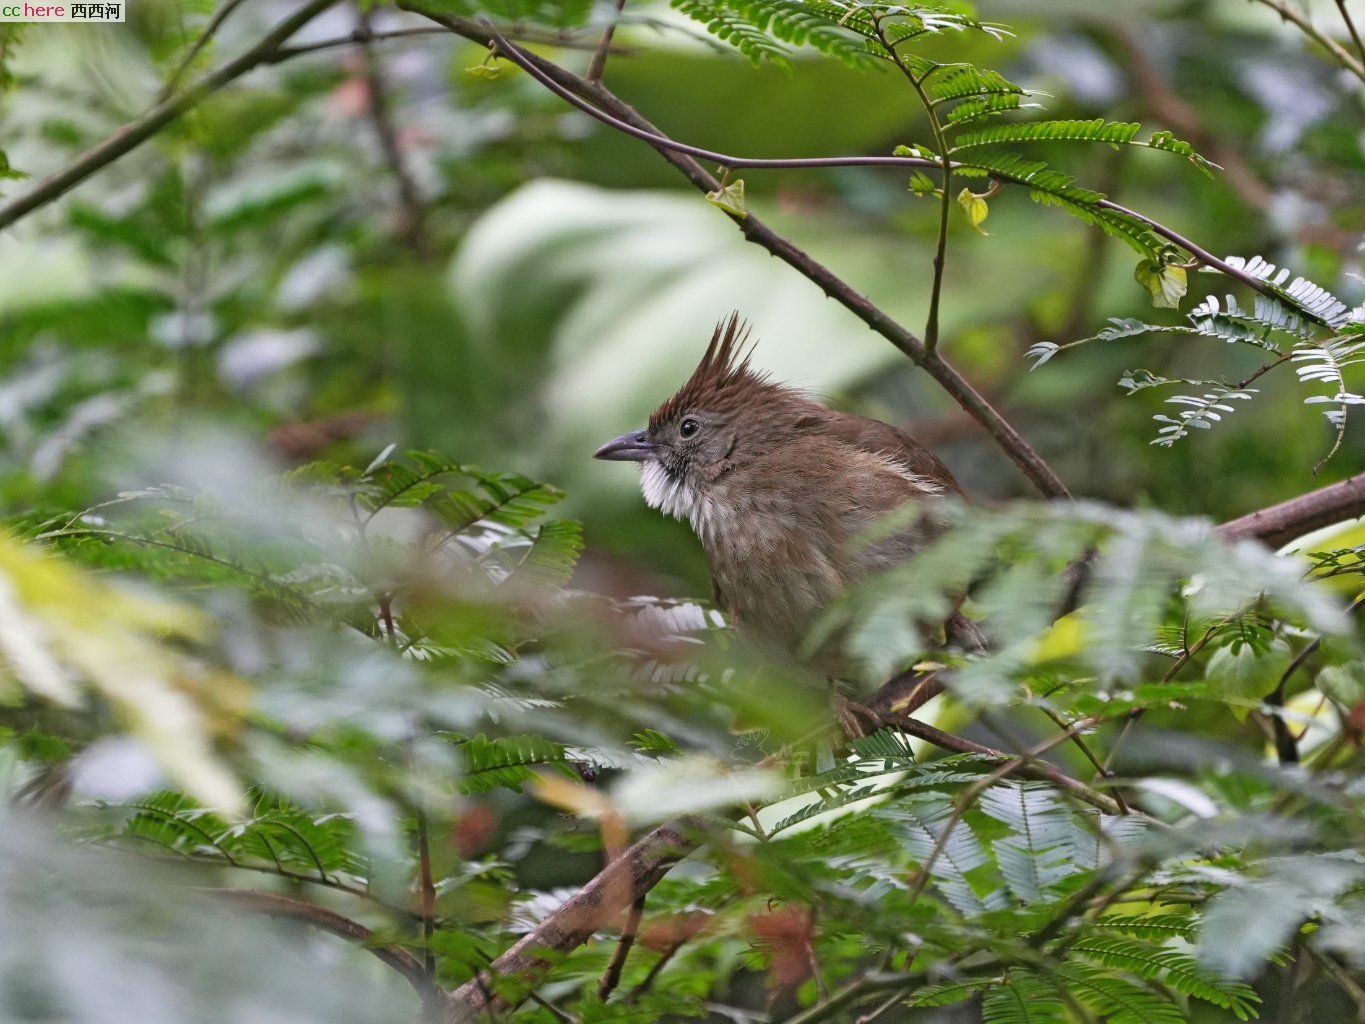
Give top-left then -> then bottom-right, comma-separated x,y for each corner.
649,313 -> 769,429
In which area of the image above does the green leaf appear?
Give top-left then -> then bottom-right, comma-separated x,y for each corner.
978,782 -> 1076,903
1134,259 -> 1188,309
949,120 -> 1214,177
706,178 -> 748,217
670,0 -> 794,67
904,977 -> 990,1008
956,150 -> 1170,261
957,187 -> 990,234
1317,662 -> 1365,709
450,733 -> 577,794
929,65 -> 1026,103
1088,914 -> 1200,941
1070,937 -> 1261,1016
1050,964 -> 1185,1024
951,118 -> 1142,151
982,973 -> 1069,1024
908,170 -> 938,196
465,63 -> 506,79
1205,637 -> 1294,719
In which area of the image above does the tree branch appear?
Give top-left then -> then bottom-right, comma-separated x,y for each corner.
587,0 -> 627,82
1252,0 -> 1365,83
409,12 -> 1070,499
272,24 -> 617,60
876,17 -> 953,353
400,11 -> 1323,319
201,887 -> 438,1003
597,894 -> 645,999
1217,471 -> 1365,549
158,0 -> 249,103
1337,0 -> 1365,71
0,0 -> 340,233
440,818 -> 699,1022
357,5 -> 435,261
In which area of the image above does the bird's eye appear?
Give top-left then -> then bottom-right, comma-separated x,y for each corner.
679,418 -> 700,438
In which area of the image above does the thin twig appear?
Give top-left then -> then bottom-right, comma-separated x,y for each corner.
272,24 -> 613,60
1306,944 -> 1365,1022
1035,705 -> 1130,814
1234,352 -> 1293,390
404,12 -> 1328,321
853,989 -> 910,1024
876,17 -> 953,353
200,887 -> 438,1001
444,16 -> 1071,499
587,0 -> 627,81
357,5 -> 435,261
159,0 -> 248,103
884,708 -> 1126,815
0,0 -> 341,232
627,939 -> 684,1001
1268,593 -> 1365,764
906,719 -> 1100,906
1252,0 -> 1365,83
598,896 -> 645,999
1336,0 -> 1365,70
417,807 -> 438,976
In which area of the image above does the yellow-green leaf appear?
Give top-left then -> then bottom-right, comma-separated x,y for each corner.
1134,259 -> 1188,309
465,63 -> 505,80
957,187 -> 990,234
706,178 -> 748,218
909,171 -> 938,197
1206,638 -> 1293,720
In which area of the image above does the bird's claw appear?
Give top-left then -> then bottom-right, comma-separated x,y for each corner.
832,695 -> 886,739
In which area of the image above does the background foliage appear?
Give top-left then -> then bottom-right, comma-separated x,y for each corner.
0,1 -> 1362,1022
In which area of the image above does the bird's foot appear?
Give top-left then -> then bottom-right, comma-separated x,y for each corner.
832,695 -> 887,739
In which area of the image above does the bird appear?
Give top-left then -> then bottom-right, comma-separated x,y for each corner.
593,313 -> 974,712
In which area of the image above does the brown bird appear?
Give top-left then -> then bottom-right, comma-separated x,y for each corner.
593,314 -> 972,691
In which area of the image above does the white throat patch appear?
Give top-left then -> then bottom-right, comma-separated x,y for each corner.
640,461 -> 712,538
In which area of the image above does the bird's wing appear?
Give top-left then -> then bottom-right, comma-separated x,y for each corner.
812,409 -> 965,497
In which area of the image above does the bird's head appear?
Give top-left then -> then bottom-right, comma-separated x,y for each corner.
593,314 -> 787,518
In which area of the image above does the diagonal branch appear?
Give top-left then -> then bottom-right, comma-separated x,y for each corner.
403,11 -> 1321,316
587,0 -> 628,81
202,887 -> 439,1003
1337,0 -> 1365,70
1216,470 -> 1365,549
0,0 -> 341,233
1252,0 -> 1365,83
159,0 -> 249,103
424,463 -> 1365,1020
357,5 -> 435,261
411,12 -> 1070,499
441,818 -> 699,1021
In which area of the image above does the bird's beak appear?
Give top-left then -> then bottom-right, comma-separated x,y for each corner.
593,430 -> 656,462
